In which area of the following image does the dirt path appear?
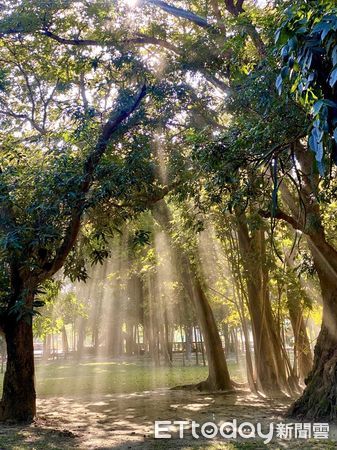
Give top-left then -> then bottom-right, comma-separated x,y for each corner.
0,389 -> 336,449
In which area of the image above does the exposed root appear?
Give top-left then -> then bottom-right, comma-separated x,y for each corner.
171,379 -> 235,393
287,328 -> 337,421
231,380 -> 249,389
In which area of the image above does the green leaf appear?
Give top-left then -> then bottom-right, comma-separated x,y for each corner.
313,20 -> 332,41
312,100 -> 324,115
329,66 -> 337,87
275,27 -> 291,45
332,46 -> 337,66
276,74 -> 283,95
309,127 -> 324,164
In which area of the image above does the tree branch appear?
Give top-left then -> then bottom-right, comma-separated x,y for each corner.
224,0 -> 239,16
38,30 -> 182,55
236,0 -> 245,12
42,30 -> 99,46
259,208 -> 303,231
197,68 -> 231,94
41,30 -> 231,94
36,85 -> 147,282
225,0 -> 265,56
142,0 -> 266,58
79,72 -> 89,111
126,35 -> 180,53
143,0 -> 212,29
0,108 -> 46,135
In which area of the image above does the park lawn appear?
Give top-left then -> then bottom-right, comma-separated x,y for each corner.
0,438 -> 284,450
0,363 -> 336,450
0,359 -> 251,450
0,358 -> 245,398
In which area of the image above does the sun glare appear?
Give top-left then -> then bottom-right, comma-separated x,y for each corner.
125,0 -> 139,8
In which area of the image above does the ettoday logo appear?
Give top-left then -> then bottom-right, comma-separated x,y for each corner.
154,420 -> 330,443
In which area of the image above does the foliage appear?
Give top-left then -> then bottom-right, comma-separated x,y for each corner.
33,281 -> 87,338
276,0 -> 337,173
0,1 -> 331,417
0,0 -> 197,323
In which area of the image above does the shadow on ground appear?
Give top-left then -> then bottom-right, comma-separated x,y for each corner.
0,389 -> 336,449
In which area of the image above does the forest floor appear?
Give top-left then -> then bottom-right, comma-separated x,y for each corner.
0,358 -> 336,449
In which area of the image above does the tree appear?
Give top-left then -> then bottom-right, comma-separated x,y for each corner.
1,0 -> 335,423
152,200 -> 232,390
0,1 -> 158,421
0,84 -> 147,421
134,0 -> 337,416
276,0 -> 337,174
272,1 -> 337,419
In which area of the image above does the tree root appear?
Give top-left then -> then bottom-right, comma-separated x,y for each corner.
231,380 -> 249,389
171,379 -> 235,393
287,328 -> 337,420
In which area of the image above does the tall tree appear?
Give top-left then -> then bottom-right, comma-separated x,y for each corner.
0,1 -> 157,421
152,200 -> 233,391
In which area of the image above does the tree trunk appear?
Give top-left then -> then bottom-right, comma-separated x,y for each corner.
164,309 -> 173,363
0,316 -> 36,422
185,326 -> 192,361
76,318 -> 86,359
0,334 -> 5,374
43,335 -> 51,360
62,326 -> 69,356
288,300 -> 312,383
125,320 -> 134,356
193,326 -> 199,365
236,213 -> 292,394
284,238 -> 313,384
288,236 -> 337,419
160,323 -> 172,365
92,297 -> 102,354
152,200 -> 232,391
183,266 -> 232,389
148,327 -> 160,366
107,267 -> 122,358
280,143 -> 337,419
223,323 -> 231,355
240,317 -> 256,392
199,328 -> 206,367
231,270 -> 257,392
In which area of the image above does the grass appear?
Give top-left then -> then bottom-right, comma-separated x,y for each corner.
0,358 -> 248,449
0,357 -> 245,397
0,431 -> 73,450
0,360 -> 335,449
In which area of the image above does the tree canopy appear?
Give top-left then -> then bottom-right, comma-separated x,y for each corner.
0,0 -> 337,425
